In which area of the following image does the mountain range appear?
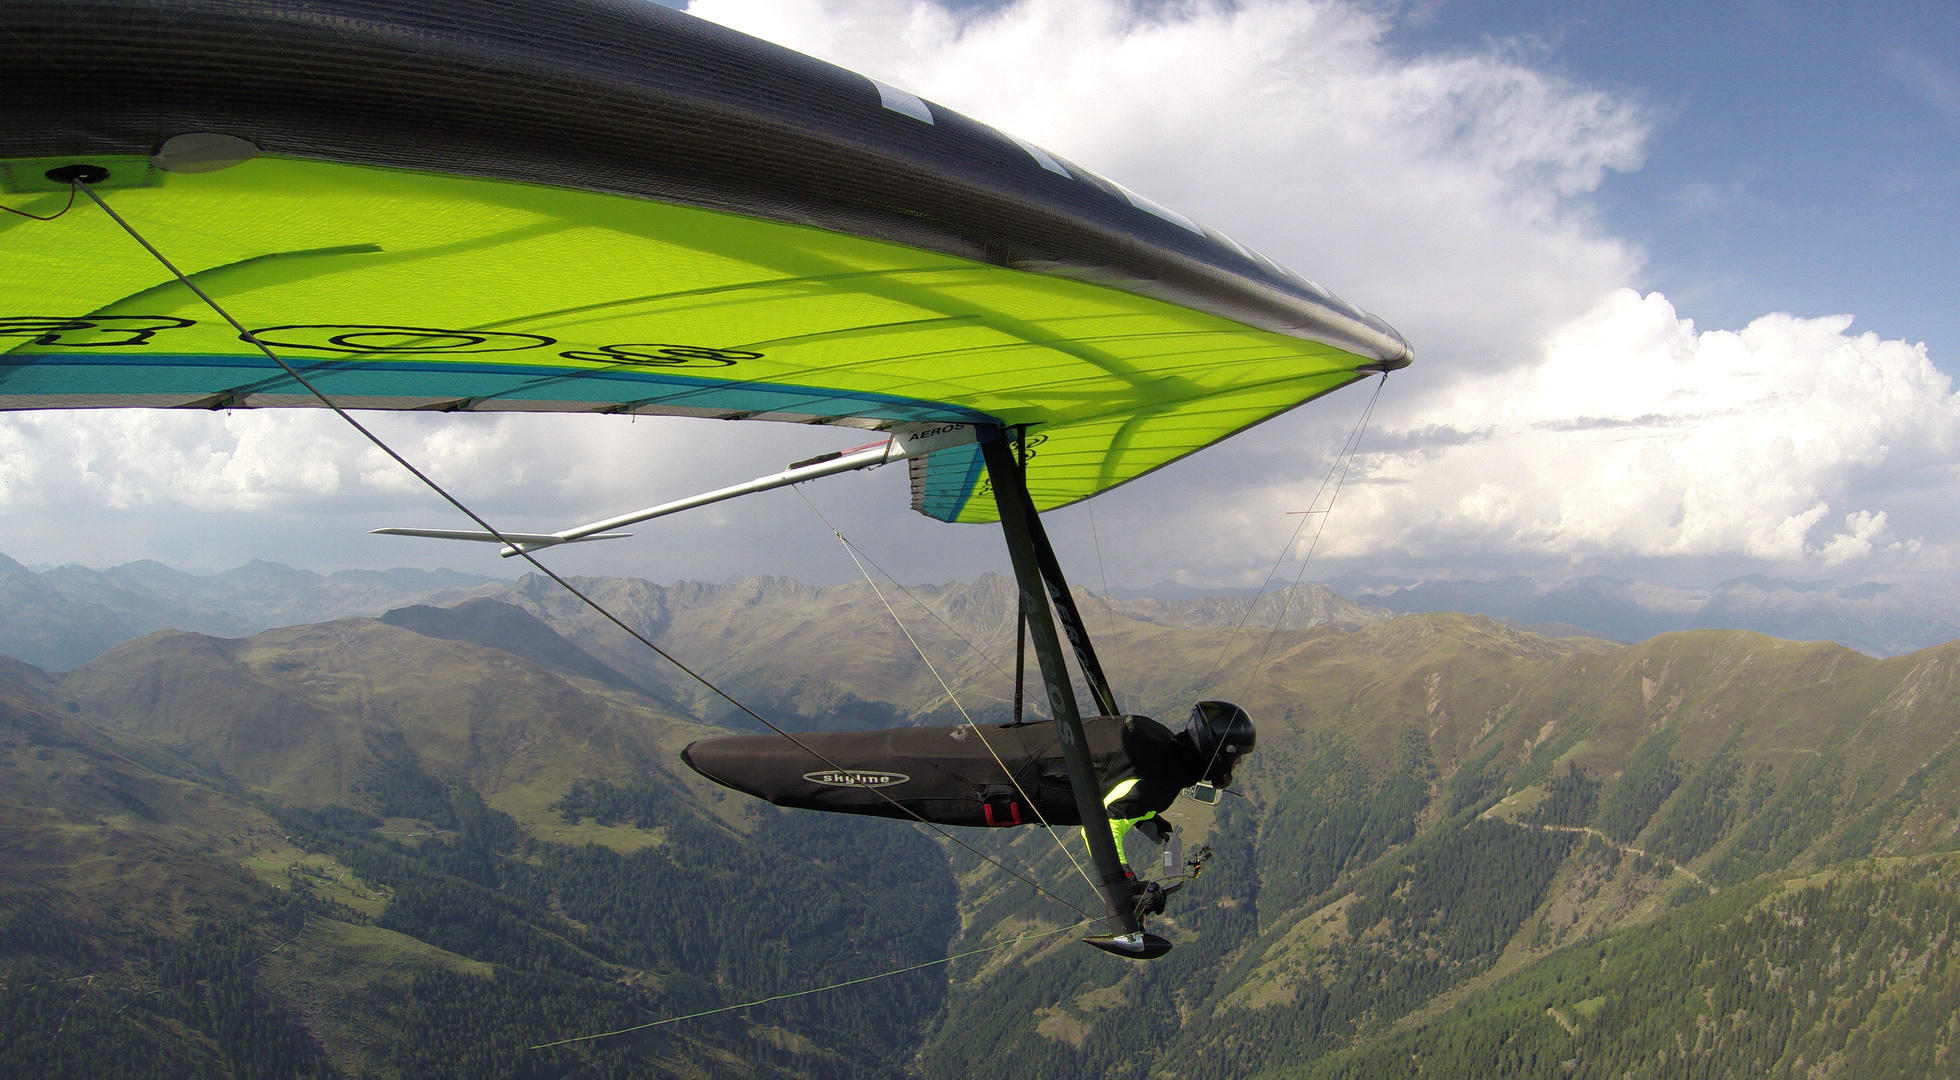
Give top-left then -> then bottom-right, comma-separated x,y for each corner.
0,598 -> 954,1078
8,552 -> 1954,674
5,556 -> 1960,1077
1324,572 -> 1960,658
0,552 -> 503,670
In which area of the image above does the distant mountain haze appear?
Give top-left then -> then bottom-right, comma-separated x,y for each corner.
61,618 -> 694,813
6,551 -> 1952,676
1329,571 -> 1960,658
0,551 -> 134,671
0,551 -> 506,669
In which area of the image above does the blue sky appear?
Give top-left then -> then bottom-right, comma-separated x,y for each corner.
1396,0 -> 1958,370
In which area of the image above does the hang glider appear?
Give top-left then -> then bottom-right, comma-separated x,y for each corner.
1,0 -> 1406,527
3,0 -> 1412,958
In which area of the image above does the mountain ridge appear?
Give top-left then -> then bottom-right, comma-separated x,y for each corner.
0,608 -> 960,1079
6,560 -> 1960,1076
1330,571 -> 1960,657
10,551 -> 1955,672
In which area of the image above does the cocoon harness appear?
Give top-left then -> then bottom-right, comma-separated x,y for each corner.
681,714 -> 1205,831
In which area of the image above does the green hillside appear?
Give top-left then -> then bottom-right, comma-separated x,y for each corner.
1295,854 -> 1960,1079
899,617 -> 1960,1079
1,615 -> 960,1079
5,581 -> 1960,1078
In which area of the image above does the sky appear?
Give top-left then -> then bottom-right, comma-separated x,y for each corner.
1394,0 -> 1960,371
2,0 -> 1956,594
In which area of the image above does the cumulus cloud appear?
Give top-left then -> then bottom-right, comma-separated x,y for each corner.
0,410 -> 355,512
0,403 -> 991,579
1294,290 -> 1960,568
1819,510 -> 1901,567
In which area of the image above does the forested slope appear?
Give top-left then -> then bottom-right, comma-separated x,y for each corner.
1297,854 -> 1960,1078
896,616 -> 1960,1079
5,582 -> 1960,1078
0,612 -> 958,1079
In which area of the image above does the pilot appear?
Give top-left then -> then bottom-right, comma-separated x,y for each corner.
1096,700 -> 1255,893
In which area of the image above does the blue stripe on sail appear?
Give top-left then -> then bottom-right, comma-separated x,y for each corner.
917,440 -> 986,522
0,352 -> 992,425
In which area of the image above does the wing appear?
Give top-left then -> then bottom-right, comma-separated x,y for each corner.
1,0 -> 1410,522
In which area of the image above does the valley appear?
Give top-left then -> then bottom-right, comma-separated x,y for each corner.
4,565 -> 1960,1078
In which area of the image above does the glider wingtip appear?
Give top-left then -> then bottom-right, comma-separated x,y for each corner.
1357,348 -> 1413,374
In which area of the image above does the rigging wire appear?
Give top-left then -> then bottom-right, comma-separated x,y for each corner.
529,920 -> 1091,1049
1084,500 -> 1122,713
72,179 -> 1105,932
1190,374 -> 1387,788
1196,374 -> 1387,697
1236,379 -> 1385,697
784,519 -> 1017,685
795,486 -> 1105,909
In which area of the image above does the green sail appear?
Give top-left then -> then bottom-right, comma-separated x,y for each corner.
1,1 -> 1408,524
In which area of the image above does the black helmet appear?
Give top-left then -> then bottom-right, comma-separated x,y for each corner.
1186,700 -> 1255,786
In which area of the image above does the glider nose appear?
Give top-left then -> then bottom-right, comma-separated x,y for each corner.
677,732 -> 804,804
678,736 -> 750,792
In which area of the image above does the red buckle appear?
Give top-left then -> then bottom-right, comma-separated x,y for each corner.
983,799 -> 1022,826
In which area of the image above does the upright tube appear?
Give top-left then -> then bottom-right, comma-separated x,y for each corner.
981,430 -> 1139,936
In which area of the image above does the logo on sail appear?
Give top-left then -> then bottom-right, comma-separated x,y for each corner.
803,770 -> 910,788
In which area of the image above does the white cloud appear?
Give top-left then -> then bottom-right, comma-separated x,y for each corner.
0,404 -> 971,579
681,0 -> 1953,584
0,410 -> 353,512
1819,510 -> 1896,566
1299,290 -> 1960,567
